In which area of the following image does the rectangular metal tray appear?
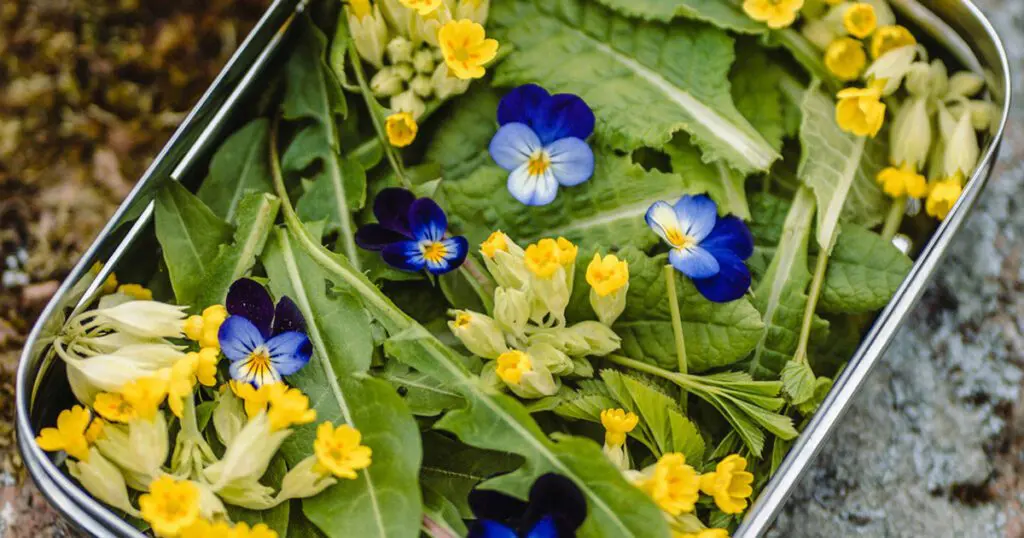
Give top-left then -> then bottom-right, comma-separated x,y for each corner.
15,0 -> 1011,536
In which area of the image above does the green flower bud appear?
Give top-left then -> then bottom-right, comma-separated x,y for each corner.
208,475 -> 276,510
94,422 -> 159,491
527,342 -> 573,376
370,67 -> 405,97
392,62 -> 415,81
890,97 -> 931,170
942,110 -> 980,180
904,62 -> 932,97
386,36 -> 414,65
801,19 -> 840,50
67,448 -> 139,517
410,74 -> 433,98
865,45 -> 918,95
527,328 -> 590,357
203,413 -> 290,491
967,100 -> 997,133
448,310 -> 508,359
456,0 -> 490,24
947,71 -> 985,99
212,388 -> 245,447
276,455 -> 337,503
431,62 -> 471,100
928,59 -> 949,100
412,48 -> 435,74
602,442 -> 629,471
348,4 -> 389,69
390,89 -> 426,119
569,321 -> 622,357
379,0 -> 412,37
494,287 -> 530,337
570,356 -> 595,378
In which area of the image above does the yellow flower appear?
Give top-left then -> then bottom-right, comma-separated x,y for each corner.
600,408 -> 638,447
120,375 -> 169,421
438,19 -> 499,80
36,405 -> 95,461
117,283 -> 153,300
85,419 -> 105,443
524,238 -> 566,278
232,522 -> 279,538
699,454 -> 755,514
94,392 -> 136,423
385,112 -> 418,147
200,305 -> 227,349
638,453 -> 700,516
267,386 -> 317,431
871,25 -> 916,59
314,422 -> 373,480
675,530 -> 730,538
925,178 -> 963,220
195,348 -> 219,387
139,476 -> 201,537
843,3 -> 877,39
183,315 -> 205,341
742,0 -> 804,29
167,357 -> 197,418
230,380 -> 284,419
876,166 -> 928,199
181,519 -> 233,538
480,231 -> 510,258
348,0 -> 372,19
92,262 -> 119,294
399,0 -> 442,16
824,38 -> 866,81
555,237 -> 578,266
835,83 -> 886,138
496,350 -> 532,385
586,254 -> 629,297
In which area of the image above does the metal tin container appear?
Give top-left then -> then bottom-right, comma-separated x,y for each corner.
15,0 -> 1011,536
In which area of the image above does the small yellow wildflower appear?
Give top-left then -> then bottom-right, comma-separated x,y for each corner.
200,305 -> 227,349
385,112 -> 418,148
600,408 -> 638,447
36,406 -> 94,461
871,25 -> 916,59
555,237 -> 578,266
195,348 -> 219,387
835,82 -> 886,138
117,283 -> 153,300
480,231 -> 510,258
139,476 -> 201,538
85,419 -> 104,443
824,38 -> 867,82
167,357 -> 197,418
843,3 -> 877,39
233,522 -> 279,538
699,454 -> 755,514
438,19 -> 499,80
638,453 -> 700,516
876,166 -> 928,199
524,239 -> 564,278
91,262 -> 119,294
314,422 -> 373,480
120,375 -> 169,421
183,315 -> 205,341
399,0 -> 442,16
586,254 -> 629,297
675,530 -> 730,538
181,519 -> 233,538
925,178 -> 963,220
348,0 -> 372,19
94,392 -> 136,423
230,380 -> 285,419
267,386 -> 317,431
742,0 -> 804,30
496,350 -> 533,385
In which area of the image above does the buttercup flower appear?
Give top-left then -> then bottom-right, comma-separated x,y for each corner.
489,84 -> 595,206
94,392 -> 136,423
925,178 -> 963,220
824,38 -> 866,81
266,386 -> 317,431
36,405 -> 95,461
496,350 -> 532,385
600,408 -> 638,447
843,2 -> 877,38
438,19 -> 498,79
646,195 -> 754,303
836,83 -> 886,137
871,25 -> 916,58
139,476 -> 201,537
468,474 -> 586,538
386,112 -> 418,147
355,188 -> 469,275
699,454 -> 755,514
314,422 -> 373,479
637,453 -> 701,516
232,522 -> 279,538
676,530 -> 730,538
742,0 -> 803,29
117,283 -> 153,300
218,279 -> 312,388
877,166 -> 928,199
399,0 -> 441,15
231,380 -> 284,419
120,375 -> 169,421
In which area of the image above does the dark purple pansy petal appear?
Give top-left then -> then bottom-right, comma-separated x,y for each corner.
468,520 -> 518,538
381,240 -> 427,272
408,198 -> 448,243
532,93 -> 595,145
700,215 -> 754,260
355,223 -> 408,251
271,296 -> 306,336
469,487 -> 529,526
373,188 -> 416,236
693,250 -> 751,303
497,84 -> 551,127
225,278 -> 274,338
522,473 -> 586,536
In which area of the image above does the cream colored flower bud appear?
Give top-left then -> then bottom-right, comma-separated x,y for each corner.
213,388 -> 246,447
527,342 -> 573,376
890,97 -> 932,171
603,442 -> 629,471
392,62 -> 415,81
203,412 -> 290,491
942,111 -> 980,180
370,67 -> 405,97
195,481 -> 229,521
67,448 -> 139,517
937,102 -> 957,141
431,62 -> 471,100
570,356 -> 595,378
349,4 -> 389,68
276,455 -> 337,502
386,36 -> 415,64
903,62 -> 932,97
94,413 -> 168,490
802,19 -> 840,50
569,321 -> 622,357
448,310 -> 508,359
527,269 -> 571,327
947,71 -> 985,99
410,5 -> 451,47
412,48 -> 435,73
967,100 -> 998,133
379,0 -> 412,36
410,74 -> 433,98
391,89 -> 426,119
456,0 -> 489,24
65,351 -> 174,398
527,328 -> 591,357
928,59 -> 949,100
93,300 -> 187,339
214,476 -> 277,510
865,45 -> 918,95
493,288 -> 530,337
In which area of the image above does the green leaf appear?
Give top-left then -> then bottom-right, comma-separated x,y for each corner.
746,192 -> 793,283
384,327 -> 671,538
780,361 -> 816,404
375,361 -> 463,417
262,228 -> 422,538
420,432 -> 521,518
664,135 -> 751,220
491,0 -> 779,174
197,118 -> 273,222
193,192 -> 281,309
289,128 -> 368,230
425,86 -> 502,183
228,456 -> 290,537
796,376 -> 834,415
422,486 -> 469,537
154,181 -> 233,309
612,247 -> 764,372
819,224 -> 912,313
731,40 -> 789,153
593,0 -> 766,33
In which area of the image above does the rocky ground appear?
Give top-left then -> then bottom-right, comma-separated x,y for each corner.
0,0 -> 1021,537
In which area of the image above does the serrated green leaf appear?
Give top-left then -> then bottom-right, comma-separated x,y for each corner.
819,224 -> 912,313
154,181 -> 233,309
796,376 -> 834,415
664,135 -> 751,220
780,361 -> 816,404
491,0 -> 778,174
227,456 -> 290,537
612,247 -> 764,372
263,228 -> 422,538
197,118 -> 273,222
420,432 -> 521,518
594,0 -> 766,33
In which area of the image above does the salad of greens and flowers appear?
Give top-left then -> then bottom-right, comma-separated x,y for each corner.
32,0 -> 996,536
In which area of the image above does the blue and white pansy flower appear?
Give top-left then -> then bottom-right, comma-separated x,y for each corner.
489,84 -> 595,206
218,278 -> 312,387
355,188 -> 469,275
646,194 -> 754,303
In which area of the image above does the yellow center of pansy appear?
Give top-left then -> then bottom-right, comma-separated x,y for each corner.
496,350 -> 532,385
244,346 -> 273,376
421,241 -> 449,264
664,228 -> 696,250
526,150 -> 551,176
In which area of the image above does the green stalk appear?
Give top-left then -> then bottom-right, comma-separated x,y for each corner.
348,44 -> 409,188
792,243 -> 830,364
664,266 -> 688,375
881,196 -> 907,241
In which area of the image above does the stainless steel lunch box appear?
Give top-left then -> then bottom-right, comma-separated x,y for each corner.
15,0 -> 1011,536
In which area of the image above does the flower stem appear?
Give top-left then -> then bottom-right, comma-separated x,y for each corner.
348,43 -> 409,188
793,243 -> 831,364
881,196 -> 907,241
664,265 -> 688,376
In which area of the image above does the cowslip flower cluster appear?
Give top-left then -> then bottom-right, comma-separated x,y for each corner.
448,232 -> 624,398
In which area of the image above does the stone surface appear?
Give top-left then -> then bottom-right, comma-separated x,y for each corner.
768,0 -> 1024,536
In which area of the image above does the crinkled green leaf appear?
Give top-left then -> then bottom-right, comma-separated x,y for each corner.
375,361 -> 463,417
594,0 -> 765,33
664,134 -> 751,220
780,360 -> 816,404
419,432 -> 521,518
612,247 -> 764,372
425,86 -> 502,183
491,0 -> 778,174
746,192 -> 793,283
731,41 -> 789,153
197,118 -> 273,222
796,376 -> 834,415
820,223 -> 912,313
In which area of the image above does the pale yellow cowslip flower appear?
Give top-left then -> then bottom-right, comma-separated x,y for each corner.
385,112 -> 418,147
835,82 -> 886,138
843,3 -> 878,39
438,19 -> 498,80
699,454 -> 755,515
824,38 -> 867,82
742,0 -> 804,30
314,422 -> 373,480
871,25 -> 916,59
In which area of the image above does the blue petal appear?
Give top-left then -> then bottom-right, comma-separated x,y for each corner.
355,223 -> 407,251
218,316 -> 265,363
229,355 -> 281,387
225,278 -> 274,338
507,163 -> 558,206
272,297 -> 306,336
423,236 -> 469,275
266,331 -> 312,376
525,516 -> 558,538
373,188 -> 416,236
497,84 -> 551,127
408,198 -> 448,243
673,194 -> 718,242
532,93 -> 595,145
546,137 -> 594,187
669,246 -> 720,279
381,240 -> 426,272
700,215 -> 754,260
490,123 -> 542,171
693,250 -> 751,303
645,201 -> 682,245
469,520 -> 518,538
